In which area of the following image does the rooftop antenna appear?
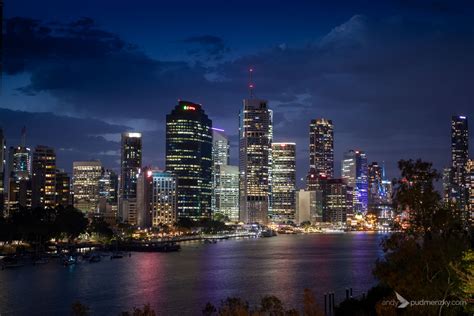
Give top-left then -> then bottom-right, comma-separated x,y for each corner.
21,126 -> 26,147
248,67 -> 254,99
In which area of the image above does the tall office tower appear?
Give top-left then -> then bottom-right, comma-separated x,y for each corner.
55,169 -> 71,207
9,146 -> 31,179
212,128 -> 230,166
211,128 -> 239,221
322,178 -> 353,223
120,132 -> 142,223
31,146 -> 56,209
467,159 -> 474,225
136,167 -> 153,228
450,115 -> 469,221
0,128 -> 5,216
214,164 -> 239,222
150,170 -> 177,226
73,161 -> 102,213
99,169 -> 118,205
120,132 -> 142,200
239,98 -> 273,224
271,143 -> 296,222
166,101 -> 213,220
7,176 -> 31,215
98,168 -> 118,223
368,162 -> 382,213
308,118 -> 334,189
341,150 -> 368,213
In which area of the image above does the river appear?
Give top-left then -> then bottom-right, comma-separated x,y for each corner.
0,232 -> 387,315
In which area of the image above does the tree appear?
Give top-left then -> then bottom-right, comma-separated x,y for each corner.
121,304 -> 156,316
372,159 -> 470,315
55,206 -> 88,242
71,301 -> 90,316
88,217 -> 113,240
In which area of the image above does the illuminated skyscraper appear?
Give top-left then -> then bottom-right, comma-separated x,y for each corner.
239,98 -> 273,224
98,168 -> 118,222
211,128 -> 239,221
0,129 -> 5,215
321,178 -> 353,223
271,142 -> 296,222
368,162 -> 382,213
8,146 -> 31,179
309,119 -> 334,178
166,101 -> 213,220
449,115 -> 469,221
120,132 -> 142,200
150,170 -> 177,226
212,128 -> 230,166
119,132 -> 142,223
31,145 -> 56,209
467,159 -> 474,225
73,161 -> 102,213
341,150 -> 368,213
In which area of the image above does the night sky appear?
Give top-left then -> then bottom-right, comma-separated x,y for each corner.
1,0 -> 473,187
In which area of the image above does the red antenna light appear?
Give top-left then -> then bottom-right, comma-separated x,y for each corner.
248,67 -> 254,98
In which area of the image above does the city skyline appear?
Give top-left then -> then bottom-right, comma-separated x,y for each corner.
1,1 -> 474,185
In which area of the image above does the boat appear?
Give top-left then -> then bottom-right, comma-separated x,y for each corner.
1,256 -> 24,270
204,239 -> 217,244
89,253 -> 101,263
63,256 -> 77,266
110,252 -> 124,259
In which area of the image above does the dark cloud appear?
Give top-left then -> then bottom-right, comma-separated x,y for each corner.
0,108 -> 129,172
180,35 -> 230,61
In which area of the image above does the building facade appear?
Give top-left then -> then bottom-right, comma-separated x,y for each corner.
55,169 -> 71,207
239,98 -> 273,224
322,178 -> 353,223
449,115 -> 469,222
31,145 -> 56,209
120,132 -> 142,223
341,150 -> 368,214
296,189 -> 323,224
73,161 -> 102,213
151,170 -> 177,226
166,101 -> 213,220
213,164 -> 239,222
308,118 -> 334,184
271,142 -> 296,223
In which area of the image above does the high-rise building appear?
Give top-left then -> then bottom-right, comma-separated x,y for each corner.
341,150 -> 368,213
449,115 -> 469,221
308,118 -> 334,183
137,167 -> 153,228
8,146 -> 31,179
55,169 -> 71,207
0,128 -> 5,216
150,170 -> 177,226
31,145 -> 56,209
467,159 -> 474,225
214,164 -> 239,222
211,128 -> 239,222
73,161 -> 102,213
296,189 -> 323,224
368,162 -> 382,212
271,142 -> 296,223
322,178 -> 353,223
239,98 -> 273,224
212,128 -> 230,166
119,132 -> 142,223
98,168 -> 118,223
120,132 -> 142,200
166,101 -> 213,220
